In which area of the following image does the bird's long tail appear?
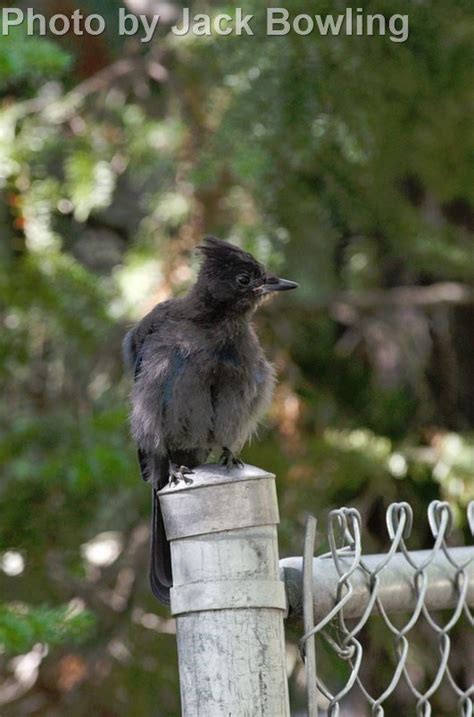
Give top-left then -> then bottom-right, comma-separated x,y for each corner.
138,450 -> 172,605
151,487 -> 172,604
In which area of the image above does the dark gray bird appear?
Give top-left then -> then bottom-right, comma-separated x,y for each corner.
123,236 -> 297,604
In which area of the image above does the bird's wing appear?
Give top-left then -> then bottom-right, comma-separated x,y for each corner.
122,300 -> 173,376
127,306 -> 175,606
124,301 -> 185,606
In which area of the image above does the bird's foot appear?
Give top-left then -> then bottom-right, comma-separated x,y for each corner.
219,447 -> 245,470
168,463 -> 194,486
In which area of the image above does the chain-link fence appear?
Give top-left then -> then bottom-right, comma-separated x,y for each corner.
164,467 -> 474,717
286,501 -> 474,717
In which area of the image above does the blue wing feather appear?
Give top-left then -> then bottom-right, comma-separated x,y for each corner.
211,342 -> 241,368
162,348 -> 188,406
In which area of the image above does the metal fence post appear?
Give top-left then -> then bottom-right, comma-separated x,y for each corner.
158,463 -> 290,717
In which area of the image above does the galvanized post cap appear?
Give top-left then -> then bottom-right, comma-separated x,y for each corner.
158,463 -> 280,540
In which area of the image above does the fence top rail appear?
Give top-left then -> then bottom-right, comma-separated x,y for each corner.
281,546 -> 474,621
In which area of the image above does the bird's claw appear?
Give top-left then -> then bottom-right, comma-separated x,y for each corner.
219,448 -> 245,470
168,463 -> 194,485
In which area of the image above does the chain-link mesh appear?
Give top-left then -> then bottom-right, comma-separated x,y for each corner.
299,501 -> 474,717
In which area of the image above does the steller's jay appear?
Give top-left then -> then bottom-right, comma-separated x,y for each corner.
123,236 -> 297,604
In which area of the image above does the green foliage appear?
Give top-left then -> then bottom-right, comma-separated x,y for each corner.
0,604 -> 95,655
0,28 -> 71,89
65,151 -> 116,222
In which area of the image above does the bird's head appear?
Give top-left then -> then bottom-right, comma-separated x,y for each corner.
195,236 -> 297,315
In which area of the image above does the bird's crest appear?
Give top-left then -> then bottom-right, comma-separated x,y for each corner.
196,236 -> 263,273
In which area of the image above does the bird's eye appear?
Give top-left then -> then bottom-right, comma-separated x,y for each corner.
237,273 -> 251,286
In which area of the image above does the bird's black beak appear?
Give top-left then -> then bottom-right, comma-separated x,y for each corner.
259,277 -> 298,295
